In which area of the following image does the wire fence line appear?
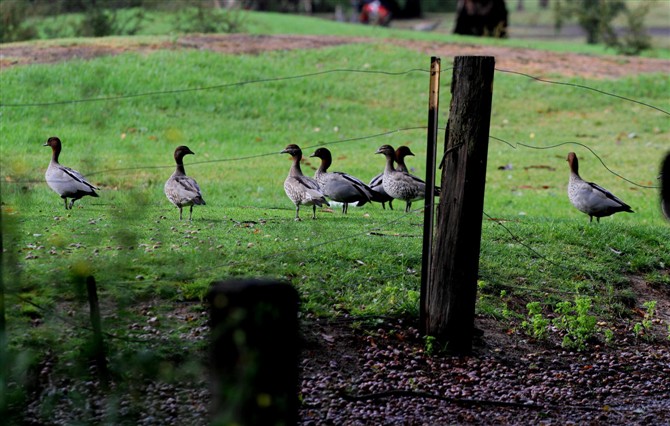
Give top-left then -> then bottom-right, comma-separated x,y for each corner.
2,65 -> 665,189
2,65 -> 667,116
3,62 -> 667,323
1,130 -> 662,190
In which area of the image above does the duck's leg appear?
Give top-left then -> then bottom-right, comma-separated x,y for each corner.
63,198 -> 68,210
389,200 -> 393,210
295,205 -> 301,221
311,205 -> 317,220
189,205 -> 194,221
179,207 -> 183,220
69,199 -> 76,209
405,201 -> 412,213
343,203 -> 348,214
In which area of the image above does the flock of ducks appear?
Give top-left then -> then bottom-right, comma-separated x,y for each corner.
44,136 -> 668,223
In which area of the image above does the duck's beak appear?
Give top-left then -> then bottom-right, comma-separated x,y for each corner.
374,148 -> 383,154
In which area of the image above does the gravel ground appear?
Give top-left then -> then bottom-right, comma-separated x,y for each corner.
17,309 -> 670,425
7,34 -> 670,425
300,316 -> 670,425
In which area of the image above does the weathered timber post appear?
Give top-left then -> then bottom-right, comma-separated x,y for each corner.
420,56 -> 441,330
208,279 -> 300,426
86,276 -> 109,388
0,197 -> 6,418
425,56 -> 495,354
661,152 -> 670,221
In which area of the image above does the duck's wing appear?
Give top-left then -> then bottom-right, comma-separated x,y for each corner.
295,175 -> 322,191
60,165 -> 99,191
167,175 -> 205,204
587,181 -> 632,210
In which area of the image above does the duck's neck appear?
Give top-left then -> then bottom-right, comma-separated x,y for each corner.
51,147 -> 61,164
384,154 -> 396,174
317,156 -> 331,174
290,156 -> 303,176
175,157 -> 186,175
396,158 -> 408,173
569,157 -> 580,180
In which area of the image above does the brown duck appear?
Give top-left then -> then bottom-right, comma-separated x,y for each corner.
566,152 -> 633,222
164,146 -> 206,220
281,144 -> 329,220
44,136 -> 99,210
310,147 -> 380,214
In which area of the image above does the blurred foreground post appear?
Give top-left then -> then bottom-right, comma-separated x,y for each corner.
0,199 -> 6,417
426,56 -> 495,354
208,279 -> 299,426
661,152 -> 670,221
86,276 -> 109,388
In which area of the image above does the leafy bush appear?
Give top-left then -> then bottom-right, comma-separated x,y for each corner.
78,5 -> 145,37
0,0 -> 37,42
172,3 -> 246,34
553,0 -> 651,55
604,2 -> 652,56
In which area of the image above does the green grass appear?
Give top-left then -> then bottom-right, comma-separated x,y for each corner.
1,11 -> 669,422
17,6 -> 670,58
2,39 -> 668,320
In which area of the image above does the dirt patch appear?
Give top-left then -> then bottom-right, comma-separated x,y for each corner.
2,34 -> 669,79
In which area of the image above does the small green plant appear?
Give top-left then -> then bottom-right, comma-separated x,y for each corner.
499,290 -> 514,320
424,335 -> 437,356
603,328 -> 615,345
633,300 -> 657,341
522,301 -> 549,340
553,297 -> 598,351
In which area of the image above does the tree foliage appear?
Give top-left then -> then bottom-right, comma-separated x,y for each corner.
553,0 -> 651,55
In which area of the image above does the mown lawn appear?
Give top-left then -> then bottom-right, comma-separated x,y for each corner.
1,12 -> 669,417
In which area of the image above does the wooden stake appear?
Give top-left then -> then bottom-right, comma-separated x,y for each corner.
420,56 -> 441,332
86,275 -> 109,388
426,56 -> 495,354
208,279 -> 299,426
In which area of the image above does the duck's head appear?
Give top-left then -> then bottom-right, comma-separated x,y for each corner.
375,145 -> 395,156
281,144 -> 303,158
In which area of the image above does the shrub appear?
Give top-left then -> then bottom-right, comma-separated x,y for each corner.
0,0 -> 37,43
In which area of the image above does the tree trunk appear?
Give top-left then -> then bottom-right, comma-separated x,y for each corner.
402,0 -> 423,18
453,0 -> 508,38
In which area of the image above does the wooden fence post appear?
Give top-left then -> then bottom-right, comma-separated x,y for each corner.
86,275 -> 109,388
661,152 -> 669,220
420,56 -> 441,332
207,279 -> 300,426
426,56 -> 495,354
0,200 -> 6,418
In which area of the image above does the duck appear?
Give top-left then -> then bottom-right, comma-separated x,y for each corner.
309,147 -> 379,214
566,152 -> 633,222
44,136 -> 99,210
281,144 -> 330,221
395,145 -> 441,197
375,144 -> 431,213
394,145 -> 414,173
367,146 -> 410,211
368,171 -> 394,210
164,145 -> 206,220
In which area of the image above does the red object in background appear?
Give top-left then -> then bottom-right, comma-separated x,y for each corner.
359,0 -> 391,26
